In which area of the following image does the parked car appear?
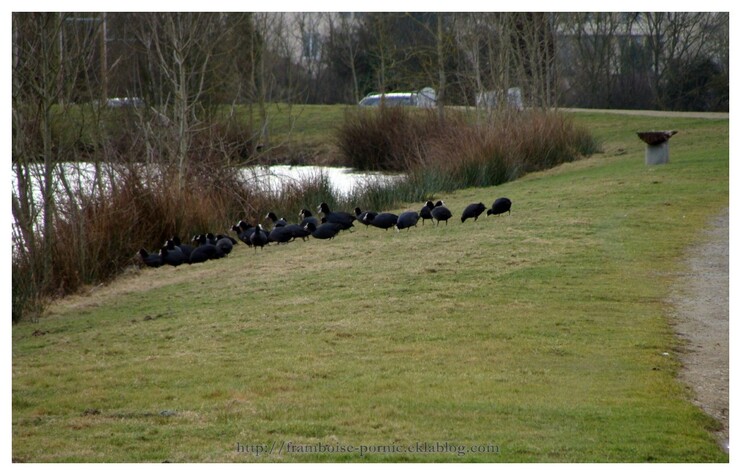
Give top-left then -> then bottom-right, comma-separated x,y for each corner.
105,97 -> 144,108
359,87 -> 436,108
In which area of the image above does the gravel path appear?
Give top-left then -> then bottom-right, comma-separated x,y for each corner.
560,108 -> 729,120
668,209 -> 729,453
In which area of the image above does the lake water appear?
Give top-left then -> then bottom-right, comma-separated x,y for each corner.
11,163 -> 402,231
245,165 -> 402,196
12,163 -> 400,201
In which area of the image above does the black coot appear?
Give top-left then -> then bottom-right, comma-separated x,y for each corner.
304,222 -> 341,240
265,211 -> 287,228
246,226 -> 266,247
139,248 -> 163,268
355,207 -> 377,227
461,202 -> 487,222
189,243 -> 220,264
160,245 -> 186,267
430,200 -> 452,226
205,233 -> 219,246
171,236 -> 194,260
366,212 -> 398,230
215,234 -> 236,254
250,224 -> 269,250
192,233 -> 218,247
231,223 -> 262,248
192,234 -> 225,260
232,221 -> 253,246
318,202 -> 355,230
395,211 -> 420,232
420,201 -> 435,225
299,209 -> 321,228
487,197 -> 512,216
284,223 -> 311,241
268,225 -> 295,244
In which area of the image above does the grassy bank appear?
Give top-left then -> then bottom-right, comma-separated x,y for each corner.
12,111 -> 728,462
51,102 -> 350,165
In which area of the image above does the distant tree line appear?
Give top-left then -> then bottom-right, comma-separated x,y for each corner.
13,12 -> 728,114
557,12 -> 728,111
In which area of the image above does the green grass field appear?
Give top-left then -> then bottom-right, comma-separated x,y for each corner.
12,110 -> 728,462
230,103 -> 350,162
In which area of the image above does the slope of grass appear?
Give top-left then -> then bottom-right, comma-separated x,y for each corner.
228,103 -> 350,163
12,112 -> 728,462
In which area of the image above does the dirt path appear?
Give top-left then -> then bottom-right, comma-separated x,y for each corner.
560,108 -> 729,120
669,209 -> 729,453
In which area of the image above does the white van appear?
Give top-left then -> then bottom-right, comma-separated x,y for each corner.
359,87 -> 437,108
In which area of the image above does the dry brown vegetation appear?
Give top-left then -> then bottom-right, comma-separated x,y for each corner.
337,106 -> 600,190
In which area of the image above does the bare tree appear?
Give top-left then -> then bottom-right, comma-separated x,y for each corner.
398,13 -> 452,121
137,14 -> 212,182
556,13 -> 623,108
362,13 -> 406,96
509,12 -> 557,108
342,13 -> 362,103
325,12 -> 362,103
455,12 -> 550,111
453,13 -> 483,104
14,14 -> 93,292
453,12 -> 506,112
13,13 -> 107,320
247,12 -> 289,149
640,12 -> 725,109
434,13 -> 448,122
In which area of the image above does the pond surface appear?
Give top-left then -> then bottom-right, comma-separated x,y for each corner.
11,163 -> 402,231
12,163 -> 400,200
245,165 -> 402,196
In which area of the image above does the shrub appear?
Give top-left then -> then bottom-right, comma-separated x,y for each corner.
423,110 -> 600,190
256,169 -> 337,223
336,107 -> 600,193
335,107 -> 443,172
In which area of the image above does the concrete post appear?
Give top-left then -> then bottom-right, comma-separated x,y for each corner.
645,141 -> 669,165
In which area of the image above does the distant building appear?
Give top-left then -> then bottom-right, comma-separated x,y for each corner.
475,87 -> 524,111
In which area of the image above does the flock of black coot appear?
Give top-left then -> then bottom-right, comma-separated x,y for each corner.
139,197 -> 512,268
